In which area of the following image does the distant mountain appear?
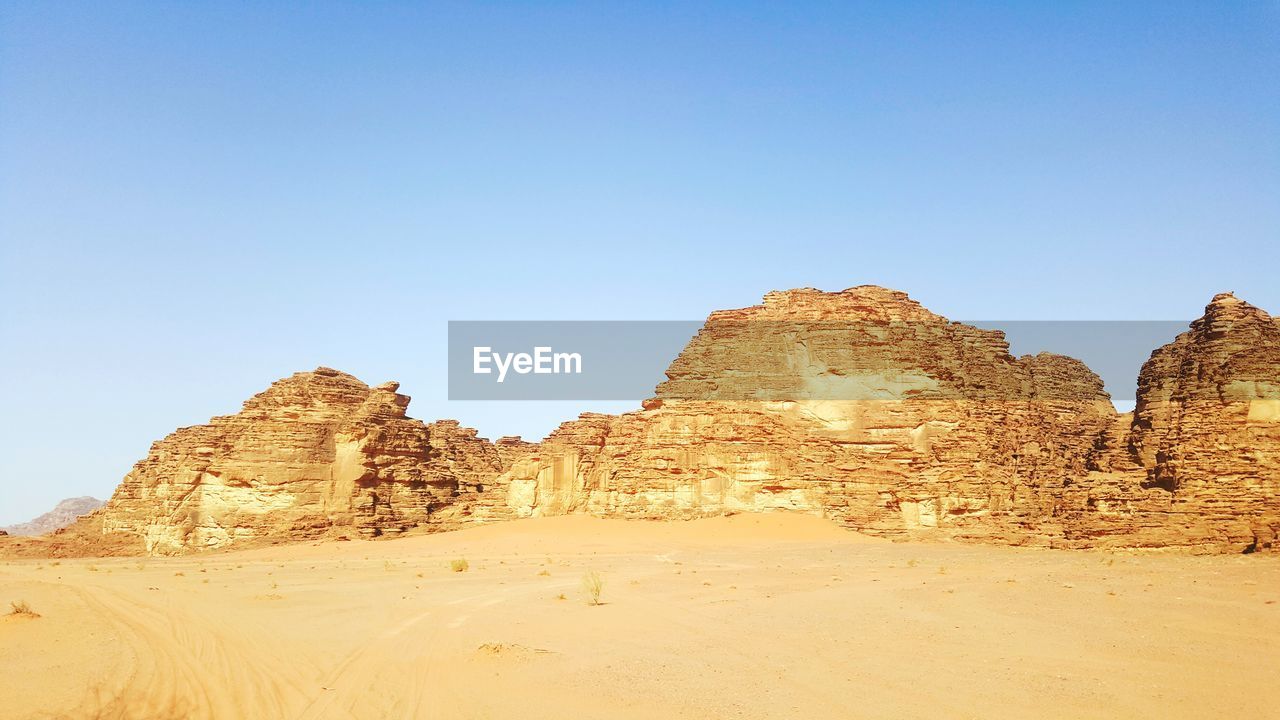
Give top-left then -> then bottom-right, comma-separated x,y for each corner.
2,496 -> 105,536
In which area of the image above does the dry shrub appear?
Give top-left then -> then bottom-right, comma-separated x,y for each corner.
450,558 -> 469,573
8,600 -> 39,617
582,569 -> 604,606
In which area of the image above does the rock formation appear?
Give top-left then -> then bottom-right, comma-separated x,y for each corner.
498,287 -> 1118,544
1077,292 -> 1279,551
45,286 -> 1278,556
97,368 -> 510,554
1,496 -> 104,536
495,287 -> 1279,553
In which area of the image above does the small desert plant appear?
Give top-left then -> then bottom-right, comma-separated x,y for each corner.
9,600 -> 39,617
582,569 -> 604,606
450,558 -> 469,573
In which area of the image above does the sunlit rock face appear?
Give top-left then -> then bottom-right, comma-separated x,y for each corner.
1115,293 -> 1280,551
91,287 -> 1278,555
99,368 -> 506,554
498,287 -> 1279,553
499,287 -> 1117,544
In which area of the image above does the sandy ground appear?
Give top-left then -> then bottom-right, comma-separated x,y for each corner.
1,514 -> 1277,720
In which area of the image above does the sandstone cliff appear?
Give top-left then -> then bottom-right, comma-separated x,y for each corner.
98,368 -> 508,554
498,287 -> 1118,545
1122,293 -> 1279,549
496,287 -> 1279,552
52,286 -> 1280,556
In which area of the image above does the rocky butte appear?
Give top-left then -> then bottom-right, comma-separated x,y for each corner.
14,286 -> 1277,556
493,287 -> 1278,553
94,369 -> 530,554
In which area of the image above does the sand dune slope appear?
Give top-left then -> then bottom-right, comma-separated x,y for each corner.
2,514 -> 1277,720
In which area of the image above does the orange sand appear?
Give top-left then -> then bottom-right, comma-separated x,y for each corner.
2,514 -> 1277,719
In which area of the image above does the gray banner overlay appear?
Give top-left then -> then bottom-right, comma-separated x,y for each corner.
449,321 -> 702,400
448,320 -> 1192,402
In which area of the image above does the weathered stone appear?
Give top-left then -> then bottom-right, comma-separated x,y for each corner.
495,286 -> 1279,553
38,285 -> 1277,557
498,287 -> 1116,545
97,368 -> 507,554
1100,292 -> 1279,551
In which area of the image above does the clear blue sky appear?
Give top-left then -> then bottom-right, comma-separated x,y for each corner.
1,2 -> 1277,524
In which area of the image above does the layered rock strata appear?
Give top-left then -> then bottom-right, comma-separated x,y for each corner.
500,288 -> 1115,543
69,286 -> 1280,555
497,287 -> 1279,552
98,368 -> 508,554
1068,293 -> 1280,551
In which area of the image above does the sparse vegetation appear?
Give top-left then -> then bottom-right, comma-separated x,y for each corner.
582,569 -> 604,606
9,600 -> 39,617
450,558 -> 469,573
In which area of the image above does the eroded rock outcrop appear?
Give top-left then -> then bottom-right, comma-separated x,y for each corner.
1115,293 -> 1278,550
68,286 -> 1279,556
499,287 -> 1118,545
496,286 -> 1279,552
98,368 -> 507,554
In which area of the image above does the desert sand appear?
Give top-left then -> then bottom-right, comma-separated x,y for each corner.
2,514 -> 1277,720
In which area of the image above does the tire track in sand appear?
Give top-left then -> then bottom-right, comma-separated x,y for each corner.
66,584 -> 315,719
